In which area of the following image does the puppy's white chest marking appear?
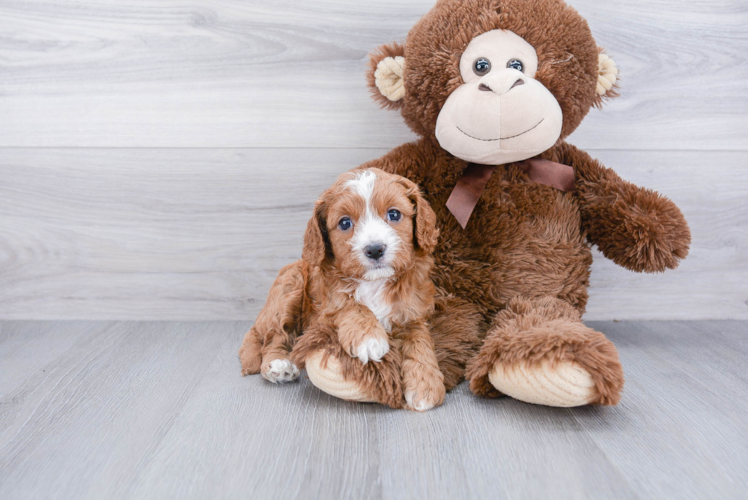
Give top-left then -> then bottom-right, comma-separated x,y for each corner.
354,279 -> 393,333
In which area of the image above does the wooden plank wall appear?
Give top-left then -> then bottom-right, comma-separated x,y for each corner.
1,0 -> 746,320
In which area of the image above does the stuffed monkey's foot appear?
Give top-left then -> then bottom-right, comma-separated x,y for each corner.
294,336 -> 404,408
488,360 -> 596,407
306,351 -> 376,403
466,296 -> 624,407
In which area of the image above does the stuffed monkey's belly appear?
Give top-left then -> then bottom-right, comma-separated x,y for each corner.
436,185 -> 592,311
496,191 -> 589,308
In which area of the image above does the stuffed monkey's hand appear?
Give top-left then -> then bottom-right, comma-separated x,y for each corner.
337,309 -> 390,364
580,177 -> 691,273
566,143 -> 691,273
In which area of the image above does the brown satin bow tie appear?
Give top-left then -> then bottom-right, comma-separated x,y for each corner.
445,158 -> 575,229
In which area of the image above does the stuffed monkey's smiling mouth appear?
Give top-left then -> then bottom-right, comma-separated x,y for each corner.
456,118 -> 545,142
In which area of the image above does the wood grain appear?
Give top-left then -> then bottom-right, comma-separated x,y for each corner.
0,0 -> 746,149
1,320 -> 747,499
1,1 -> 745,496
1,148 -> 745,321
581,320 -> 748,499
0,0 -> 745,320
130,322 -> 636,500
0,321 -> 231,499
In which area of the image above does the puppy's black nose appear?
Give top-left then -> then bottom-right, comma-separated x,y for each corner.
364,243 -> 386,261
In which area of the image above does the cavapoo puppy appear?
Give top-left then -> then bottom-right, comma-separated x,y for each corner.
240,167 -> 445,411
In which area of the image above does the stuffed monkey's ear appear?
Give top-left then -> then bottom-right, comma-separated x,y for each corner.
594,48 -> 619,106
398,178 -> 438,254
302,199 -> 329,267
367,42 -> 406,110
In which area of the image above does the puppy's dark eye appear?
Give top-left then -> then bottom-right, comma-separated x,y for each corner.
507,59 -> 524,72
473,58 -> 491,76
387,209 -> 401,222
338,217 -> 352,231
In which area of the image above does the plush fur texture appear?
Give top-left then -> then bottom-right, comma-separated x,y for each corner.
375,0 -> 603,140
367,42 -> 406,111
465,296 -> 624,404
239,260 -> 309,382
240,0 -> 691,408
241,168 -> 446,410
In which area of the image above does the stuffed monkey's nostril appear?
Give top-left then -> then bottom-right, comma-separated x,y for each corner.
509,78 -> 525,90
478,83 -> 492,92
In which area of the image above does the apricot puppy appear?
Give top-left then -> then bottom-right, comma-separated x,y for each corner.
240,167 -> 445,411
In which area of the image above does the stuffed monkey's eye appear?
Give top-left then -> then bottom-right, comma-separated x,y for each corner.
387,209 -> 402,222
507,59 -> 524,72
473,58 -> 491,76
338,217 -> 352,231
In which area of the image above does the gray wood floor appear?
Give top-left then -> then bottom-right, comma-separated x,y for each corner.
1,321 -> 746,500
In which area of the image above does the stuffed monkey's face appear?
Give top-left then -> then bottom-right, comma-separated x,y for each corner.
435,30 -> 564,165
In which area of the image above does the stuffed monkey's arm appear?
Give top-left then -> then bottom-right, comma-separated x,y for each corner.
557,142 -> 691,273
336,300 -> 390,364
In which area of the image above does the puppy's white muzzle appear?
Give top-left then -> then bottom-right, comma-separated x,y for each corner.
351,215 -> 400,280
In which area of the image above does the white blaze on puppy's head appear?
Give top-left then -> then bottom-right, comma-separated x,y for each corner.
345,170 -> 401,281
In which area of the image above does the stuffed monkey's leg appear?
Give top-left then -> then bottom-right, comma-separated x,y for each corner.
295,296 -> 483,406
430,296 -> 484,391
466,296 -> 624,406
291,326 -> 405,409
239,260 -> 307,383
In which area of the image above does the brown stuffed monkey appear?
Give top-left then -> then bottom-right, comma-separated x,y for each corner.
240,0 -> 691,408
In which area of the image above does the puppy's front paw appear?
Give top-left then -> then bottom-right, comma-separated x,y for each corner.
262,358 -> 300,384
405,387 -> 445,412
404,368 -> 446,412
355,337 -> 390,364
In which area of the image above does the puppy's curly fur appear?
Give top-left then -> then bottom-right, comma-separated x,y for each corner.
241,168 -> 445,410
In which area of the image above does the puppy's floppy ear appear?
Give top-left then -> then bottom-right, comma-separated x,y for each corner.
302,199 -> 330,267
593,47 -> 619,107
367,42 -> 406,110
398,178 -> 438,254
